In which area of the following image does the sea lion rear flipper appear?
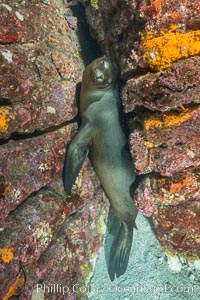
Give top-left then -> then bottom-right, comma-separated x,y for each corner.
108,222 -> 134,281
63,123 -> 92,195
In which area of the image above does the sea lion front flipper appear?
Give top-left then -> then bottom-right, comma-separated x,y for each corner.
108,222 -> 134,281
63,123 -> 92,195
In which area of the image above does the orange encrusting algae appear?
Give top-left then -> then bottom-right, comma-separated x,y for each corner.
0,107 -> 15,132
152,0 -> 162,12
171,12 -> 182,20
144,106 -> 199,131
0,247 -> 14,263
142,26 -> 200,71
2,277 -> 24,300
169,177 -> 196,194
155,173 -> 198,204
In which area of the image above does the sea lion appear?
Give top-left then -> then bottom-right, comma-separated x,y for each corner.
63,57 -> 138,280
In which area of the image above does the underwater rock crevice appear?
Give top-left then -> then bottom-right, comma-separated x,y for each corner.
0,116 -> 78,145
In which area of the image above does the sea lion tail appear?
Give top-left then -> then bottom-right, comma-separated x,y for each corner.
108,222 -> 135,281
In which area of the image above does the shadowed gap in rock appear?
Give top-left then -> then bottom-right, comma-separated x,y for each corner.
70,2 -> 102,66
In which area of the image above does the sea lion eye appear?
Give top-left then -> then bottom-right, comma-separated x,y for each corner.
100,59 -> 109,69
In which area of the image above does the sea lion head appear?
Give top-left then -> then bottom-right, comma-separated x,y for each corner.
80,57 -> 118,112
87,56 -> 118,89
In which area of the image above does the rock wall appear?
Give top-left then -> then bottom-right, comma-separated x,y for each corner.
82,0 -> 200,263
0,1 -> 108,299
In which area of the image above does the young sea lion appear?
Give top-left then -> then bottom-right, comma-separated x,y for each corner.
63,57 -> 138,280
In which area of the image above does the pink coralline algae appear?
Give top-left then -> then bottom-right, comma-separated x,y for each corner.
0,124 -> 77,225
121,56 -> 200,112
0,1 -> 83,138
0,1 -> 110,299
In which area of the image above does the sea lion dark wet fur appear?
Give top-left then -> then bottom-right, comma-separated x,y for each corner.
63,57 -> 138,280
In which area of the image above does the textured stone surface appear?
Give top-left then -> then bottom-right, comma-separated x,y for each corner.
19,192 -> 109,300
153,200 -> 200,258
131,105 -> 200,255
0,183 -> 70,297
121,56 -> 200,112
130,106 -> 200,175
0,1 -> 108,299
82,0 -> 200,76
0,124 -> 76,224
0,0 -> 83,139
0,173 -> 105,300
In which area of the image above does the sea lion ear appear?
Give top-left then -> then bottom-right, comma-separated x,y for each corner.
63,124 -> 91,196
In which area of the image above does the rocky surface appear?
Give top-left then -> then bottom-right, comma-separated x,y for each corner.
121,56 -> 200,112
0,0 -> 82,139
0,1 -> 107,299
20,192 -> 109,300
0,180 -> 108,300
0,124 -> 76,224
82,0 -> 200,77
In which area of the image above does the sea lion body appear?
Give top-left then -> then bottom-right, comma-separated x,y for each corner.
85,91 -> 136,223
63,57 -> 138,280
